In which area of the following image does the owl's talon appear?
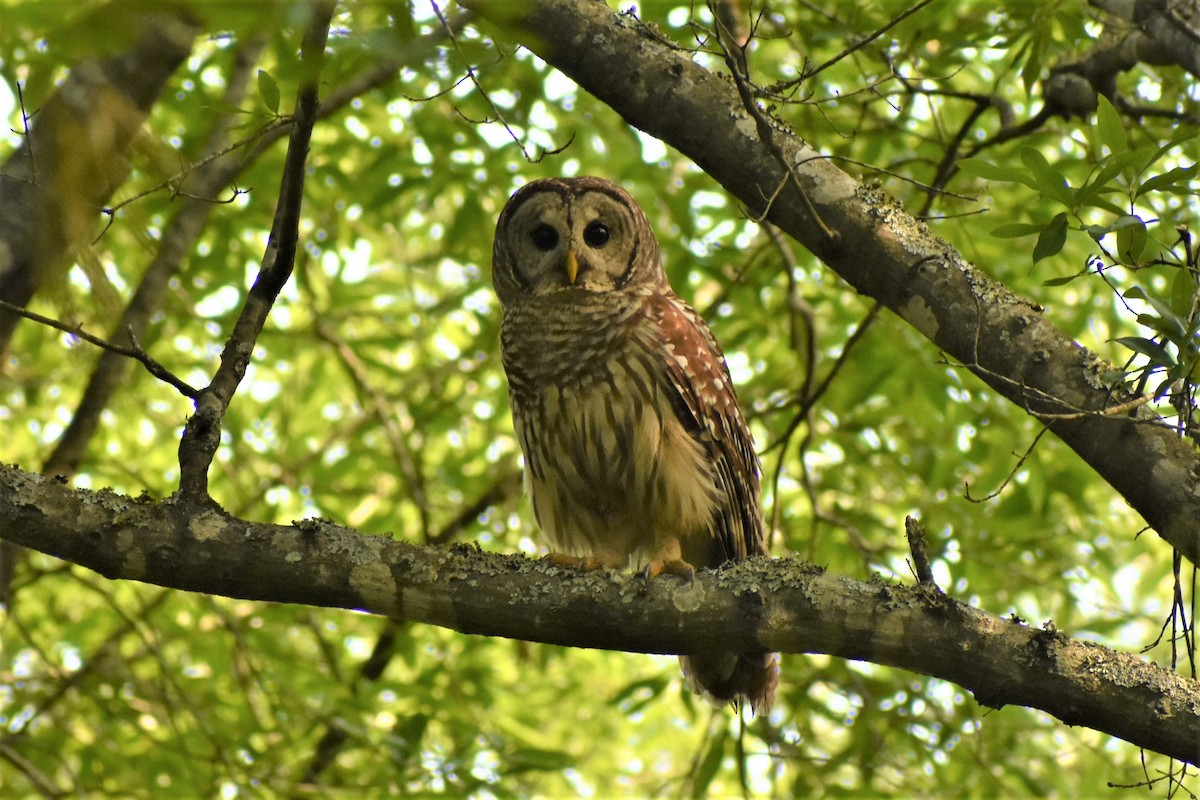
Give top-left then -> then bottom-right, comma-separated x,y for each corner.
644,558 -> 695,581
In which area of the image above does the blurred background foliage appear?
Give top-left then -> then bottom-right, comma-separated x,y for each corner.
0,0 -> 1196,796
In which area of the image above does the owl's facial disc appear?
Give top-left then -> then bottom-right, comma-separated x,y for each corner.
496,179 -> 663,302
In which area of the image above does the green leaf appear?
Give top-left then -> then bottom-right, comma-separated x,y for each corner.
258,68 -> 280,114
1170,267 -> 1199,324
1042,263 -> 1090,286
692,730 -> 727,797
1032,213 -> 1068,262
1126,286 -> 1187,339
1123,284 -> 1190,338
1095,95 -> 1127,155
1111,336 -> 1175,369
1074,154 -> 1135,209
1020,147 -> 1073,205
608,676 -> 669,714
502,748 -> 575,774
957,157 -> 1036,188
1114,215 -> 1148,263
1137,164 -> 1199,197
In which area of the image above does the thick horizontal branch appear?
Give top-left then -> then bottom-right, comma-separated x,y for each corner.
462,0 -> 1200,566
1,462 -> 1196,764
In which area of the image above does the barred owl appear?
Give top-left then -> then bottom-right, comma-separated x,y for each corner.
492,176 -> 777,714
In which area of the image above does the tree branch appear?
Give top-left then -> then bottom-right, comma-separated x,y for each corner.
176,3 -> 334,497
0,461 -> 1195,764
461,0 -> 1200,566
0,18 -> 472,608
0,298 -> 198,398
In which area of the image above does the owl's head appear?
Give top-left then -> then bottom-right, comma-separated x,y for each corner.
492,177 -> 665,306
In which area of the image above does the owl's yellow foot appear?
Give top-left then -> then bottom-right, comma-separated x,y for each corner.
644,557 -> 695,581
643,538 -> 694,580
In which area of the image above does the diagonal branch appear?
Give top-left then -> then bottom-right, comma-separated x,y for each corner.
0,461 -> 1196,765
176,3 -> 334,498
461,0 -> 1200,566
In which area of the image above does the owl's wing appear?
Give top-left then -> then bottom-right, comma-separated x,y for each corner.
643,292 -> 765,564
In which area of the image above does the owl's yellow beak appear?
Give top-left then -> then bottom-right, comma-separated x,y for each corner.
565,249 -> 579,284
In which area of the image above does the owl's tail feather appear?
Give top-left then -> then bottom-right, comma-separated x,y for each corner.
681,652 -> 779,715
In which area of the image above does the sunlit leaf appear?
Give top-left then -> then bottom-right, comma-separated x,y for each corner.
1138,164 -> 1199,197
1095,95 -> 1127,156
258,68 -> 280,114
1020,147 -> 1073,205
1114,215 -> 1148,263
957,157 -> 1036,188
1169,268 -> 1200,325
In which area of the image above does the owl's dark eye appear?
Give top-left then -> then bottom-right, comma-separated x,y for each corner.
530,224 -> 559,251
583,221 -> 610,248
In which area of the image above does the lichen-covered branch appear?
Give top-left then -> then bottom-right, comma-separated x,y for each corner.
0,462 -> 1195,764
462,0 -> 1200,566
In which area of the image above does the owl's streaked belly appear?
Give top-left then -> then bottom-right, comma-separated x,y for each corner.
513,352 -> 720,567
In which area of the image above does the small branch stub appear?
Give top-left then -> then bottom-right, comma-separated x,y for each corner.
905,515 -> 937,586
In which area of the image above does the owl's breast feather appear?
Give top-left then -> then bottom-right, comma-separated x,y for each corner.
502,305 -> 720,560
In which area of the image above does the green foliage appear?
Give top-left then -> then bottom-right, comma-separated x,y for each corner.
962,92 -> 1200,423
0,0 -> 1196,797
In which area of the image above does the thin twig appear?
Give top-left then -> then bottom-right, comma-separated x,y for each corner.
785,0 -> 939,87
765,302 -> 882,541
964,427 -> 1051,503
709,3 -> 838,249
432,2 -> 568,162
0,299 -> 198,398
315,319 -> 433,542
98,119 -> 287,221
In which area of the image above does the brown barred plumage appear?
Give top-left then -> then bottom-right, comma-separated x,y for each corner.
492,176 -> 778,714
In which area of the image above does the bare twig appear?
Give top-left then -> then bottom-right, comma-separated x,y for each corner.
796,0 -> 938,85
431,2 -> 567,162
710,4 -> 838,248
765,302 -> 882,547
964,427 -> 1052,503
0,299 -> 198,398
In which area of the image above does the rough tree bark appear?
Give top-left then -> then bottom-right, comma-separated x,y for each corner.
462,0 -> 1200,565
